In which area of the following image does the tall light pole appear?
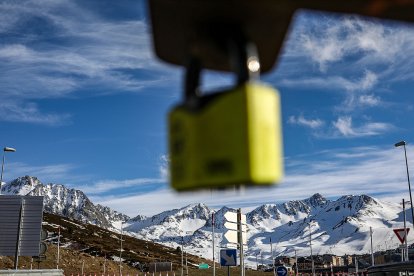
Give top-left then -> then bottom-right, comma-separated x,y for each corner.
0,147 -> 16,195
119,222 -> 123,276
402,199 -> 409,261
308,221 -> 315,276
212,212 -> 216,276
370,227 -> 374,266
395,141 -> 414,230
270,237 -> 275,276
181,236 -> 184,276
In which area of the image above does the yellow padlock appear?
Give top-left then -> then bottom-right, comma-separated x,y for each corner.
169,81 -> 283,191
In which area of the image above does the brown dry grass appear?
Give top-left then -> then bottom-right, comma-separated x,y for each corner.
0,213 -> 277,275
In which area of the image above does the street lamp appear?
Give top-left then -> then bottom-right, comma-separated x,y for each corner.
0,147 -> 16,195
308,221 -> 315,276
395,141 -> 414,231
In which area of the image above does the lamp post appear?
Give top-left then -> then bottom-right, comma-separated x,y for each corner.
308,221 -> 315,276
270,237 -> 275,276
395,141 -> 414,230
181,236 -> 184,276
402,199 -> 409,261
0,147 -> 16,195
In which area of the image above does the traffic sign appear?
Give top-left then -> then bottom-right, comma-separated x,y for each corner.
224,211 -> 238,223
394,228 -> 410,244
225,244 -> 248,250
276,266 -> 288,276
224,221 -> 247,232
224,230 -> 247,245
198,263 -> 209,269
224,211 -> 246,224
224,229 -> 238,244
220,249 -> 237,266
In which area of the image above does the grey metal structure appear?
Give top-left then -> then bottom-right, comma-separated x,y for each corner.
149,262 -> 172,273
0,196 -> 44,257
367,262 -> 414,276
0,269 -> 63,276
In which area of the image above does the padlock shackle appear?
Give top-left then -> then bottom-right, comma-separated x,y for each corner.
185,56 -> 202,107
229,38 -> 260,85
184,32 -> 260,107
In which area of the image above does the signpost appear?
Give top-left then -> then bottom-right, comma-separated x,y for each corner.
220,249 -> 237,266
224,209 -> 247,276
199,263 -> 209,269
394,228 -> 410,244
276,266 -> 288,276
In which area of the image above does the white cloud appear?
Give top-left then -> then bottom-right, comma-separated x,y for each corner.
288,115 -> 324,129
4,162 -> 79,185
358,94 -> 381,107
292,14 -> 406,71
81,178 -> 165,195
159,154 -> 170,181
0,100 -> 70,125
332,116 -> 394,137
0,0 -> 177,125
279,70 -> 377,93
332,117 -> 355,137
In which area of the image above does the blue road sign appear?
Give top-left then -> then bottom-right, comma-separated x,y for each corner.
276,266 -> 288,276
220,249 -> 237,266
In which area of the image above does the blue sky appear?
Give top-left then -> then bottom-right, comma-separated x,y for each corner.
2,0 -> 414,217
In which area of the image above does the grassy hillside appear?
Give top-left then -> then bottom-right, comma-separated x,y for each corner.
0,213 -> 273,275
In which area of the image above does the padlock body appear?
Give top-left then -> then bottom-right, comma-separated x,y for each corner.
169,82 -> 283,191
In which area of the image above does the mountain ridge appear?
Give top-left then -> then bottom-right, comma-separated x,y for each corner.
2,176 -> 408,267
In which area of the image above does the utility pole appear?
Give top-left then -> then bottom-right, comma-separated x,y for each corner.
56,226 -> 60,269
237,208 -> 245,276
186,251 -> 188,276
355,256 -> 358,275
212,212 -> 216,276
261,251 -> 264,268
370,226 -> 374,266
181,236 -> 184,276
270,237 -> 275,276
103,254 -> 107,275
295,249 -> 298,276
403,199 -> 409,261
119,222 -> 123,276
309,222 -> 315,276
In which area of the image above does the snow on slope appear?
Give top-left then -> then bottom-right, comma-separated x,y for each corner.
3,176 -> 410,268
3,176 -> 129,229
124,193 -> 408,268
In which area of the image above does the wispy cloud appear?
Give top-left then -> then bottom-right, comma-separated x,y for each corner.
158,154 -> 169,180
81,178 -> 165,195
5,162 -> 80,185
0,100 -> 71,126
332,116 -> 394,137
358,94 -> 381,107
290,14 -> 407,71
288,115 -> 324,129
275,11 -> 414,124
0,0 -> 176,125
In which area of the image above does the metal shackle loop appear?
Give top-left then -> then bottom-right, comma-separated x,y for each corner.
184,33 -> 261,107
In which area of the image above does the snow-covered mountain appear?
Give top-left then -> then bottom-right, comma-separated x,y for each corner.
2,176 -> 129,229
123,193 -> 406,267
2,176 -> 409,267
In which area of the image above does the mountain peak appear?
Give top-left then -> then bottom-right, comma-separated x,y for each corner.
305,193 -> 329,207
3,175 -> 40,195
6,176 -> 130,229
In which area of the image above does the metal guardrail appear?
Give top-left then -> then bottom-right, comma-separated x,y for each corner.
0,269 -> 63,276
367,262 -> 414,276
